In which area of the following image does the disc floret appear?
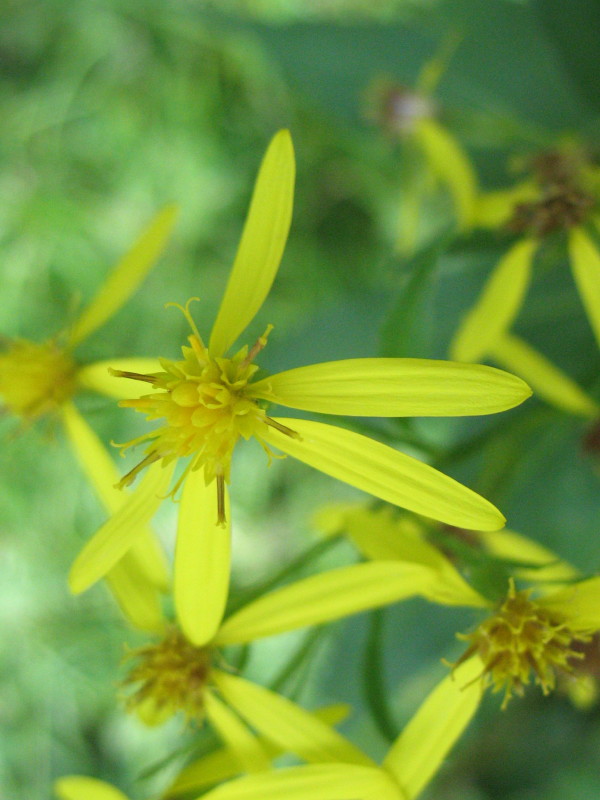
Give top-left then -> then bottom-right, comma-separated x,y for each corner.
0,338 -> 76,421
113,301 -> 291,522
507,148 -> 596,236
457,579 -> 591,708
122,627 -> 212,725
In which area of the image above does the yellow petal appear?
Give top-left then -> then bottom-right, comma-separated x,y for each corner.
477,528 -> 580,585
68,460 -> 175,594
251,358 -> 530,417
489,333 -> 599,418
260,418 -> 505,531
450,238 -> 537,362
166,748 -> 249,797
166,704 -> 351,797
383,656 -> 483,798
473,182 -> 539,229
214,561 -> 436,646
209,130 -> 295,357
204,688 -> 271,774
76,358 -> 163,399
54,777 -> 128,800
61,401 -> 168,629
175,472 -> 231,646
568,227 -> 600,349
336,506 -> 487,608
539,576 -> 600,631
61,401 -> 169,588
415,118 -> 477,229
104,555 -> 166,633
198,764 -> 399,800
212,671 -> 373,767
68,205 -> 178,347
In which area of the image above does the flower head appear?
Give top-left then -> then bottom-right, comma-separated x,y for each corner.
365,35 -> 477,253
103,130 -> 529,545
0,338 -> 76,421
451,142 -> 600,362
455,577 -> 591,708
0,206 -> 177,428
319,502 -> 600,708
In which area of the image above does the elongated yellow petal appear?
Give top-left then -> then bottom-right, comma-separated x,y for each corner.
473,182 -> 539,229
61,401 -> 169,587
76,358 -> 163,399
175,471 -> 231,646
61,401 -> 167,629
450,238 -> 537,362
209,131 -> 295,357
568,227 -> 600,349
539,576 -> 600,631
212,671 -> 373,767
104,555 -> 165,633
477,529 -> 579,585
383,656 -> 483,798
214,561 -> 435,646
198,764 -> 399,800
415,118 -> 477,229
69,460 -> 175,594
489,333 -> 599,418
251,358 -> 530,417
204,688 -> 271,774
333,506 -> 487,608
167,704 -> 351,797
260,418 -> 505,531
68,205 -> 178,347
54,777 -> 128,800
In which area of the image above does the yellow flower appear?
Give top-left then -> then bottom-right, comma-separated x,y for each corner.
451,144 -> 600,362
164,655 -> 483,800
365,36 -> 477,254
82,131 -> 529,585
0,209 -> 177,629
319,503 -> 600,708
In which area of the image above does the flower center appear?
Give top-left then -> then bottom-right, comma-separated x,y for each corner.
457,580 -> 591,708
112,300 -> 298,522
122,627 -> 212,725
0,338 -> 77,420
368,80 -> 435,136
507,148 -> 596,236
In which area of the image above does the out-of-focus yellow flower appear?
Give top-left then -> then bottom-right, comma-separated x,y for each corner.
451,144 -> 600,362
318,503 -> 600,709
0,206 -> 177,424
69,130 -> 531,616
171,655 -> 483,800
0,209 -> 177,628
366,36 -> 477,253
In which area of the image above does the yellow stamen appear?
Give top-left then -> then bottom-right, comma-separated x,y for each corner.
122,627 -> 212,726
454,579 -> 591,708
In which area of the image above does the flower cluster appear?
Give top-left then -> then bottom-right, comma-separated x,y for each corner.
5,111 -> 597,800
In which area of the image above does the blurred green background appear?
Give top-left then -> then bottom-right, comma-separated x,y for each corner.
2,1 -> 600,798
